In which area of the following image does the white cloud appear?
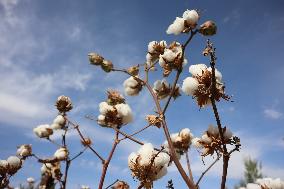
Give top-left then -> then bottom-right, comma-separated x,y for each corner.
264,108 -> 283,119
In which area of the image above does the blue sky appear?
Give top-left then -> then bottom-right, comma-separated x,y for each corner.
0,0 -> 283,188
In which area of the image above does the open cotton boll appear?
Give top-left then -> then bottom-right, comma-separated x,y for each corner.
33,124 -> 53,138
27,177 -> 35,183
115,103 -> 133,124
97,114 -> 106,126
246,183 -> 261,189
54,147 -> 68,160
123,77 -> 141,96
148,41 -> 157,53
256,178 -> 284,189
7,156 -> 22,170
182,9 -> 199,25
189,64 -> 207,76
154,152 -> 170,167
41,163 -> 52,174
137,143 -> 154,163
192,138 -> 203,148
0,160 -> 9,174
207,67 -> 223,81
161,49 -> 176,62
128,152 -> 138,169
207,125 -> 219,137
155,166 -> 168,180
99,102 -> 114,115
124,87 -> 139,96
180,128 -> 193,140
166,17 -> 185,35
51,123 -> 61,130
17,144 -> 32,157
223,128 -> 233,140
182,77 -> 199,96
201,134 -> 212,144
53,115 -> 65,126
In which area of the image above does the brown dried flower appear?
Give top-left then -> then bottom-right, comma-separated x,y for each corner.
146,115 -> 162,128
107,90 -> 125,105
112,180 -> 130,189
55,95 -> 73,113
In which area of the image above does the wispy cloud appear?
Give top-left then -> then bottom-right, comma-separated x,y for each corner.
264,108 -> 283,120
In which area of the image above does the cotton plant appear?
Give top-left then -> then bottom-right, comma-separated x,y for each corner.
2,7 -> 254,189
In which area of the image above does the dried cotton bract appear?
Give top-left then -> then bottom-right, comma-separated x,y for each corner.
112,181 -> 130,189
182,64 -> 229,107
97,90 -> 133,128
166,9 -> 199,35
33,124 -> 53,138
128,143 -> 170,189
123,76 -> 143,96
153,79 -> 180,100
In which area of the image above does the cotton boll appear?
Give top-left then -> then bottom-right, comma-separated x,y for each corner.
182,77 -> 199,96
162,49 -> 176,62
0,160 -> 9,174
99,102 -> 113,115
97,114 -> 106,126
207,67 -> 223,81
51,123 -> 61,130
115,103 -> 133,124
123,77 -> 141,96
223,128 -> 233,140
33,124 -> 53,138
182,9 -> 199,26
17,144 -> 32,157
155,166 -> 168,180
27,177 -> 35,183
189,64 -> 207,76
138,143 -> 154,166
128,152 -> 138,169
246,183 -> 261,189
123,77 -> 139,88
41,163 -> 52,174
201,134 -> 212,144
159,40 -> 167,47
180,128 -> 193,140
53,115 -> 65,126
166,17 -> 185,35
183,58 -> 188,66
124,87 -> 139,96
148,41 -> 157,53
170,133 -> 179,143
54,147 -> 68,160
7,156 -> 22,173
207,125 -> 219,137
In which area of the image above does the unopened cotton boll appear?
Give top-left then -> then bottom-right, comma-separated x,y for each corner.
166,17 -> 185,35
17,144 -> 32,157
33,124 -> 53,138
182,77 -> 199,96
182,10 -> 199,26
115,103 -> 133,124
54,147 -> 68,160
189,64 -> 207,76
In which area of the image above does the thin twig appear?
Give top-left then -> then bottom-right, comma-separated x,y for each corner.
70,147 -> 87,161
104,179 -> 119,189
119,124 -> 152,141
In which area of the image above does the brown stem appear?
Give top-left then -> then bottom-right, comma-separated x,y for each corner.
119,124 -> 152,141
105,179 -> 119,189
186,151 -> 194,182
98,131 -> 120,189
207,40 -> 229,189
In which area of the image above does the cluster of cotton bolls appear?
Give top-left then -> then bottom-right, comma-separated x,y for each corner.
159,42 -> 188,76
166,9 -> 199,35
163,128 -> 194,159
239,178 -> 284,189
153,79 -> 180,100
146,40 -> 167,70
128,143 -> 170,189
97,90 -> 133,128
123,76 -> 143,96
182,64 -> 227,107
0,156 -> 22,176
192,125 -> 233,156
